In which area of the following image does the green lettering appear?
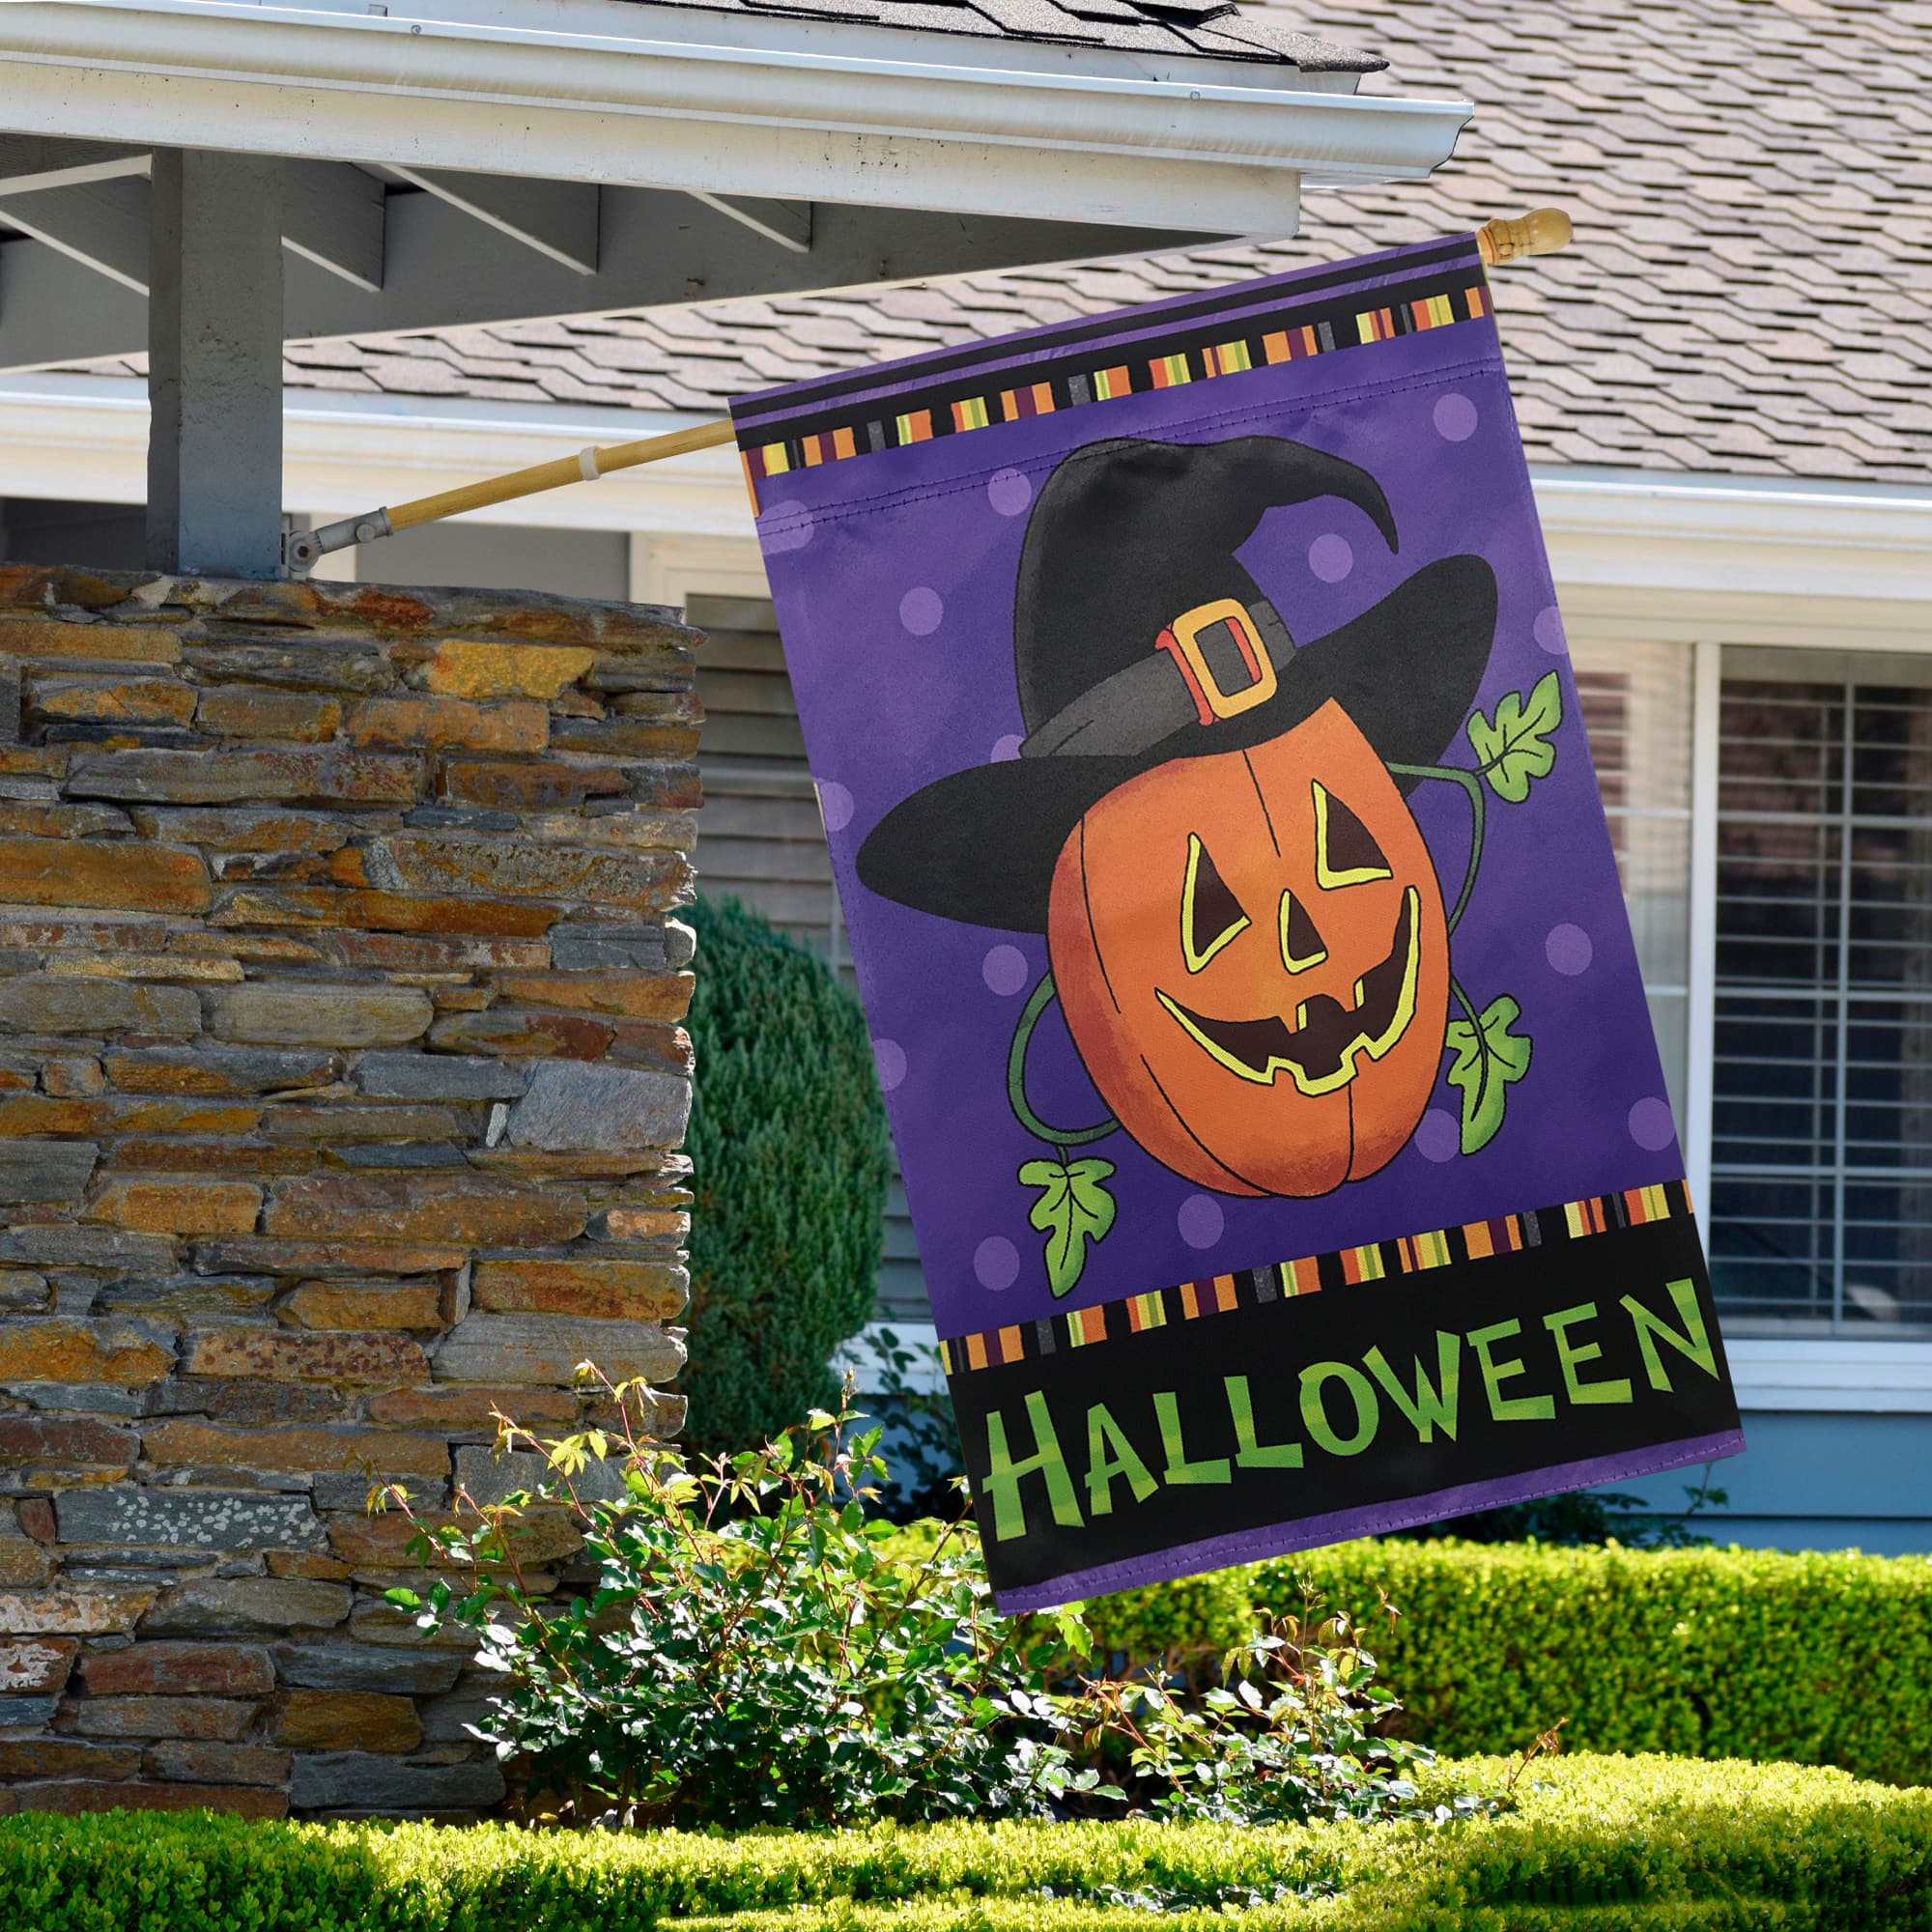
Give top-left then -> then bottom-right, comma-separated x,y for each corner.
1225,1376 -> 1303,1469
1545,1301 -> 1633,1406
1363,1334 -> 1462,1443
1298,1361 -> 1379,1457
1467,1319 -> 1556,1423
980,1392 -> 1083,1543
1085,1403 -> 1158,1516
1153,1391 -> 1231,1485
1621,1278 -> 1719,1393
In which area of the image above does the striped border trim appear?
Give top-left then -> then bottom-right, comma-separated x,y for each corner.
739,272 -> 1490,511
939,1178 -> 1694,1377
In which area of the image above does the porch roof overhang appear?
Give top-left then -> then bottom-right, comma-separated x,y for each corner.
0,0 -> 1472,573
0,0 -> 1472,368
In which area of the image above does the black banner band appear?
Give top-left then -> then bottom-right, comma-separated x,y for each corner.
953,1211 -> 1741,1604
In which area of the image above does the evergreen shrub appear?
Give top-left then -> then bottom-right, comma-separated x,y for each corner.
2,1755 -> 1928,1929
1072,1539 -> 1932,1786
681,895 -> 891,1455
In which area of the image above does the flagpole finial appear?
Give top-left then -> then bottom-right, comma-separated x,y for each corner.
1476,209 -> 1573,266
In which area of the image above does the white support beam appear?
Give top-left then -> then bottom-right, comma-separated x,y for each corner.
689,193 -> 812,256
0,241 -> 146,369
0,134 -> 148,196
390,166 -> 598,275
0,176 -> 150,294
282,157 -> 384,293
0,188 -> 1193,369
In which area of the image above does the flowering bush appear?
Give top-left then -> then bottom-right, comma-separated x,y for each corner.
383,1378 -> 1430,1831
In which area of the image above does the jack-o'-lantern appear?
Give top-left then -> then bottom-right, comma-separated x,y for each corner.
1047,699 -> 1448,1196
857,431 -> 1499,1208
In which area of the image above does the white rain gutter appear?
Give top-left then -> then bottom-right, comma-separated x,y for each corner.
0,0 -> 1473,233
1530,466 -> 1932,611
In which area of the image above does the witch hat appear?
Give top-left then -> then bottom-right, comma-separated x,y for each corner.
857,434 -> 1497,933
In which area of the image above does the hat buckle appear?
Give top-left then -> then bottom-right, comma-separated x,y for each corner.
1156,598 -> 1277,726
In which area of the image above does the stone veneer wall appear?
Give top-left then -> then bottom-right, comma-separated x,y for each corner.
0,565 -> 699,1819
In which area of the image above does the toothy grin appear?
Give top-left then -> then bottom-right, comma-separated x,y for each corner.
1155,886 -> 1421,1097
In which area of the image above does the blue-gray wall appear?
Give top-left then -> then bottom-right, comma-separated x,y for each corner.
1603,1411 -> 1932,1556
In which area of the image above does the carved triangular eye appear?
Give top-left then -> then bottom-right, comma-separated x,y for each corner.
1313,781 -> 1393,888
1182,833 -> 1249,973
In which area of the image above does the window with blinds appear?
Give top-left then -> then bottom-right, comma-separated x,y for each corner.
1710,649 -> 1932,1332
686,592 -> 924,1321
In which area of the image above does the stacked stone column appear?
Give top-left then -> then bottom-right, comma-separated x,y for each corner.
0,565 -> 697,1818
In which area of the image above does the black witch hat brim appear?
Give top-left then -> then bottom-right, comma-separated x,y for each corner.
856,554 -> 1498,934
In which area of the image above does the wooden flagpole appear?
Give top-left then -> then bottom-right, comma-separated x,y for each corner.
285,210 -> 1574,572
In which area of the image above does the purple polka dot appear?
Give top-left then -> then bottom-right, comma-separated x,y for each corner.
1534,605 -> 1567,655
1433,392 -> 1478,442
988,469 -> 1033,517
816,781 -> 854,835
873,1038 -> 906,1094
899,587 -> 943,637
1545,923 -> 1593,976
982,945 -> 1030,996
758,500 -> 814,554
1308,533 -> 1353,583
974,1236 -> 1020,1292
1415,1108 -> 1460,1163
1178,1193 -> 1225,1250
990,734 -> 1024,763
1629,1096 -> 1677,1152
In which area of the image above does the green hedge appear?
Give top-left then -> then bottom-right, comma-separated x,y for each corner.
2,1756 -> 1927,1929
1075,1540 -> 1932,1787
682,895 -> 892,1456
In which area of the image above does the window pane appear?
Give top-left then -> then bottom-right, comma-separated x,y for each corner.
1711,656 -> 1932,1332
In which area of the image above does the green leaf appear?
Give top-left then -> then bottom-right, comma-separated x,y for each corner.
1055,1605 -> 1094,1662
1018,1155 -> 1118,1298
1443,994 -> 1534,1154
1467,670 -> 1563,803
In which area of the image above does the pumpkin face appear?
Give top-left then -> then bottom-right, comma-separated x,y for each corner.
1047,698 -> 1449,1198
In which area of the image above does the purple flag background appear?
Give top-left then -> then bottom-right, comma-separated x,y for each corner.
731,237 -> 1743,1608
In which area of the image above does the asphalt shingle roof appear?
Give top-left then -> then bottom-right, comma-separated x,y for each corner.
111,0 -> 1932,486
612,0 -> 1386,66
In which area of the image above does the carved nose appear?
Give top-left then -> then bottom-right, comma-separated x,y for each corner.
1279,892 -> 1327,974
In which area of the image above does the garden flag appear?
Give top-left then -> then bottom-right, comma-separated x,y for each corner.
731,235 -> 1745,1612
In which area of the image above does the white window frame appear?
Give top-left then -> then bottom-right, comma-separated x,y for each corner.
629,531 -> 771,613
1557,565 -> 1932,1406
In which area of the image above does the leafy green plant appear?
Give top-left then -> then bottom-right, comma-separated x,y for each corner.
383,1378 -> 1429,1833
1061,1609 -> 1427,1825
385,1378 -> 1093,1830
683,895 -> 893,1456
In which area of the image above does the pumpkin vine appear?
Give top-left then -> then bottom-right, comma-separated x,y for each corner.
1007,973 -> 1121,1151
1392,668 -> 1564,1155
1008,972 -> 1122,1300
